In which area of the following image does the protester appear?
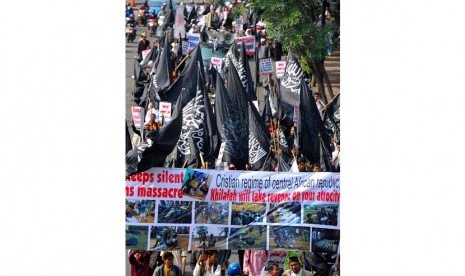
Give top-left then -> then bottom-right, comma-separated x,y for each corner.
160,250 -> 187,275
138,32 -> 151,61
313,92 -> 326,119
129,249 -> 153,276
243,250 -> 268,276
282,257 -> 312,276
193,250 -> 222,276
152,251 -> 182,276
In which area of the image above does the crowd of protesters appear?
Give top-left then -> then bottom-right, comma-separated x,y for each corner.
128,249 -> 340,276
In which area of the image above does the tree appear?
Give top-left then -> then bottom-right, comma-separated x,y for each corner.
248,0 -> 338,102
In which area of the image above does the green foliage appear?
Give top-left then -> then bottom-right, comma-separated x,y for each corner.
230,5 -> 247,19
249,0 -> 337,70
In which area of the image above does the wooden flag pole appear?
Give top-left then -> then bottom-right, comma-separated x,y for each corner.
199,153 -> 205,169
321,92 -> 340,111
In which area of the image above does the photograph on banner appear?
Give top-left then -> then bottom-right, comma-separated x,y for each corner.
126,225 -> 149,250
125,199 -> 156,224
303,203 -> 339,226
311,227 -> 340,255
181,169 -> 210,200
228,226 -> 267,250
191,226 -> 229,250
267,202 -> 301,224
150,226 -> 190,251
194,201 -> 229,225
269,226 -> 311,251
157,200 -> 193,224
231,202 -> 266,225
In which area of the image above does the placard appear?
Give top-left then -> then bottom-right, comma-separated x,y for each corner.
260,58 -> 273,74
275,61 -> 286,79
131,106 -> 142,130
235,36 -> 256,55
142,49 -> 151,60
159,101 -> 172,119
187,33 -> 201,51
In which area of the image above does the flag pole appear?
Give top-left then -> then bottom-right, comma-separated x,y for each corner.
321,92 -> 340,111
199,153 -> 206,169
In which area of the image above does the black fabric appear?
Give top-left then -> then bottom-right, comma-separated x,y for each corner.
247,100 -> 271,171
131,94 -> 183,175
323,93 -> 340,143
279,51 -> 303,107
214,71 -> 248,169
159,45 -> 204,107
296,77 -> 321,164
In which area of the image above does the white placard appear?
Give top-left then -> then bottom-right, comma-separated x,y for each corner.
159,102 -> 172,119
131,106 -> 142,130
259,58 -> 273,74
275,61 -> 286,79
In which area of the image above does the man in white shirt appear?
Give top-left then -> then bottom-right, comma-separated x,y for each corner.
282,257 -> 312,276
193,250 -> 222,276
313,92 -> 326,120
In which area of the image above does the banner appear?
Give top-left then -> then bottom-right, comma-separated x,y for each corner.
142,49 -> 152,61
210,57 -> 223,71
260,58 -> 273,75
131,106 -> 142,130
159,101 -> 172,119
187,33 -> 201,51
276,61 -> 286,79
126,168 -> 340,252
235,36 -> 256,55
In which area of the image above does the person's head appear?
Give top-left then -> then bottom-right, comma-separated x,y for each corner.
141,32 -> 147,39
297,157 -> 306,172
133,249 -> 143,261
288,257 -> 302,274
228,163 -> 236,170
312,163 -> 321,172
162,251 -> 174,267
313,92 -> 320,101
150,113 -> 156,121
260,38 -> 266,45
268,263 -> 280,276
205,250 -> 219,265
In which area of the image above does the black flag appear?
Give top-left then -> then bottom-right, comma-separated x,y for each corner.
240,42 -> 256,101
129,94 -> 183,175
215,71 -> 248,169
296,77 -> 322,164
175,95 -> 197,168
126,121 -> 133,155
159,45 -> 204,107
226,57 -> 250,125
323,93 -> 340,143
153,43 -> 174,96
279,51 -> 303,106
248,100 -> 271,171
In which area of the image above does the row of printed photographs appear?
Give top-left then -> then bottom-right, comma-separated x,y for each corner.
126,200 -> 339,227
126,225 -> 340,253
